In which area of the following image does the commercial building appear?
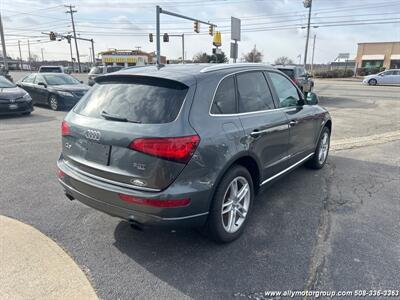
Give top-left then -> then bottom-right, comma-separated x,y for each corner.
355,41 -> 400,71
99,49 -> 166,67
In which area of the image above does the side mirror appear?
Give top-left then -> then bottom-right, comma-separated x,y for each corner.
306,92 -> 319,105
80,80 -> 84,84
38,82 -> 47,88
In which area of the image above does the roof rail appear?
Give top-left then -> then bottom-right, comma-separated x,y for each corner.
200,63 -> 270,73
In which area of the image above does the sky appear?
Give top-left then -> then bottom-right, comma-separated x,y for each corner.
1,0 -> 399,64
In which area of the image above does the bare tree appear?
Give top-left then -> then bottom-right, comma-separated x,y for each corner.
274,56 -> 294,65
242,45 -> 263,63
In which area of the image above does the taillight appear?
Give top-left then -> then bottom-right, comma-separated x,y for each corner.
119,194 -> 190,208
61,120 -> 71,136
129,135 -> 200,164
57,168 -> 65,178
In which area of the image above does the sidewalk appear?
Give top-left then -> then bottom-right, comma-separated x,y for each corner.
0,215 -> 98,300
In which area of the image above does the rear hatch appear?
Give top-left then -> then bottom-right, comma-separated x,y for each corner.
61,75 -> 198,191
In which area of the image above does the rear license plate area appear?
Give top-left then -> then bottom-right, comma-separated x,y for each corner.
80,139 -> 111,165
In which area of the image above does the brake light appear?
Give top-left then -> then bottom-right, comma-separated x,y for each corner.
118,194 -> 190,208
61,121 -> 71,136
129,135 -> 200,164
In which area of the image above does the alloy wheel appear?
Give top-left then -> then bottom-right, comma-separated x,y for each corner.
318,132 -> 329,164
221,176 -> 250,233
49,96 -> 58,111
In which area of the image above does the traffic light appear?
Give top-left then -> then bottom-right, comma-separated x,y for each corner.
163,33 -> 169,42
49,32 -> 56,41
66,35 -> 71,44
149,33 -> 153,43
194,21 -> 199,33
208,25 -> 214,36
213,31 -> 222,47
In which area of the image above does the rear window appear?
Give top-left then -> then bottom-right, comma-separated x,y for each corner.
278,68 -> 295,79
39,67 -> 62,73
74,76 -> 188,124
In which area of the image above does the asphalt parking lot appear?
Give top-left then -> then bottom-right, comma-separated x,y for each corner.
1,78 -> 399,299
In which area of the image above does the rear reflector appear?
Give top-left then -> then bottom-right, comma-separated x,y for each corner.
118,194 -> 190,208
129,135 -> 200,164
61,120 -> 71,136
57,168 -> 65,178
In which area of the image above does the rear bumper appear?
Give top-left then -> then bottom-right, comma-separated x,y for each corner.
57,159 -> 210,227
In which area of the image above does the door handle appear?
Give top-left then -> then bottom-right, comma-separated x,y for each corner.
250,130 -> 261,138
289,120 -> 298,127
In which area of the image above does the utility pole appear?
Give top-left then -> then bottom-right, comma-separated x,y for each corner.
303,0 -> 312,69
88,47 -> 92,64
18,40 -> 23,70
0,11 -> 8,71
65,5 -> 81,73
311,34 -> 316,74
27,40 -> 31,71
68,35 -> 74,71
41,48 -> 44,62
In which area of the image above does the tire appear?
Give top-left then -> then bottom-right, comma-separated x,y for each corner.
368,79 -> 377,86
205,165 -> 254,243
306,127 -> 330,169
48,94 -> 59,111
22,112 -> 31,116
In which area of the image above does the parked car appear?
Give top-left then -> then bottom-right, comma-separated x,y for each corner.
38,65 -> 66,73
363,69 -> 400,85
57,64 -> 332,243
0,75 -> 33,116
88,65 -> 124,86
17,73 -> 90,111
275,65 -> 314,92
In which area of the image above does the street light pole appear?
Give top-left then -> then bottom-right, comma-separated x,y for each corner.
156,5 -> 161,65
303,0 -> 312,69
181,34 -> 185,63
311,34 -> 316,74
91,39 -> 95,66
27,40 -> 31,71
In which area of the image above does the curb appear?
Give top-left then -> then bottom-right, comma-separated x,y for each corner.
0,216 -> 98,300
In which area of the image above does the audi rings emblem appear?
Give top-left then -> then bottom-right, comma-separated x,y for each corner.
84,129 -> 101,141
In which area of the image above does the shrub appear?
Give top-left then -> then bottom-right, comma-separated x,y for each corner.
314,69 -> 354,78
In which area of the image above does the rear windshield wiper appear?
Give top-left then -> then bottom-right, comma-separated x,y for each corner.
101,110 -> 141,123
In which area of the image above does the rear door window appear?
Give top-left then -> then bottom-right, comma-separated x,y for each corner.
210,76 -> 236,114
237,71 -> 275,113
74,76 -> 188,124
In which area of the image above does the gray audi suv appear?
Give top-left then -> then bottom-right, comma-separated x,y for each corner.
57,64 -> 331,243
